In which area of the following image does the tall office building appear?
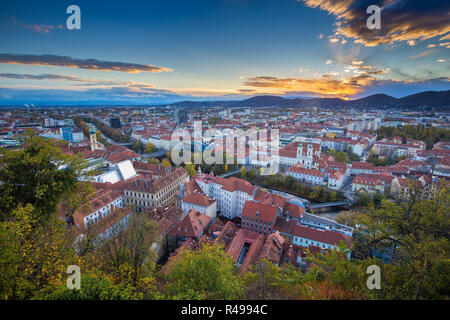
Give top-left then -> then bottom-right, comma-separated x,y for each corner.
60,127 -> 73,142
61,127 -> 84,143
175,108 -> 188,125
110,118 -> 121,129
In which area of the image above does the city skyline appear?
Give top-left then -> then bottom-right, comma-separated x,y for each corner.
0,0 -> 449,105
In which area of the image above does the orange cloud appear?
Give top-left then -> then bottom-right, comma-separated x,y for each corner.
242,74 -> 374,97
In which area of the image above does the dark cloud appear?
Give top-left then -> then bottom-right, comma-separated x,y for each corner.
0,54 -> 173,73
300,0 -> 450,46
0,73 -> 82,81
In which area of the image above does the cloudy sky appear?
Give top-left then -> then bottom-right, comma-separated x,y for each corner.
0,0 -> 449,105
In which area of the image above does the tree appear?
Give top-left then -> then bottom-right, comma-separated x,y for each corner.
162,158 -> 171,167
243,259 -> 283,300
96,213 -> 159,296
224,164 -> 228,172
305,242 -> 353,299
357,192 -> 370,207
241,165 -> 246,178
0,204 -> 76,299
144,143 -> 157,154
0,133 -> 90,223
147,158 -> 160,165
335,210 -> 359,227
356,187 -> 450,299
348,152 -> 360,162
335,151 -> 348,163
95,130 -> 103,142
184,163 -> 196,177
132,140 -> 145,153
166,243 -> 243,299
36,272 -> 140,300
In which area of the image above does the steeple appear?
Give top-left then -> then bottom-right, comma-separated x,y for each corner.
296,142 -> 303,158
89,128 -> 98,151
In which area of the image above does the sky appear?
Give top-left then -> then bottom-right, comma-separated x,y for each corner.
0,0 -> 449,105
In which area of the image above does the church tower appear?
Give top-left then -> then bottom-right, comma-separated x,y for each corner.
296,142 -> 303,159
307,142 -> 313,158
89,128 -> 98,151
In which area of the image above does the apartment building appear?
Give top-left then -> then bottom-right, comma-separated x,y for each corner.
287,164 -> 326,186
181,192 -> 217,219
241,201 -> 278,236
124,165 -> 189,212
194,174 -> 256,219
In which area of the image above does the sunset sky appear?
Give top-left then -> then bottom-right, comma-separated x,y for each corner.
0,0 -> 449,104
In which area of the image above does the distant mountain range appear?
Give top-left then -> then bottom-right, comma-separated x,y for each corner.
168,90 -> 450,109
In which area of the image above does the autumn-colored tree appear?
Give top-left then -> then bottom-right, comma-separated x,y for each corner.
0,204 -> 76,299
243,259 -> 284,300
162,158 -> 171,167
144,143 -> 157,154
0,133 -> 90,223
184,163 -> 196,177
355,186 -> 450,299
165,243 -> 243,299
131,139 -> 145,153
147,158 -> 160,164
36,272 -> 141,300
335,210 -> 359,227
96,213 -> 159,298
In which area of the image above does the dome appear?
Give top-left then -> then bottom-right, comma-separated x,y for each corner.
89,128 -> 96,134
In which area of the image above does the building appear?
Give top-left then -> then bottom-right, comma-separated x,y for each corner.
351,174 -> 384,194
175,108 -> 188,125
124,165 -> 189,212
110,118 -> 121,129
60,127 -> 84,143
287,164 -> 325,186
60,184 -> 133,247
89,127 -> 98,151
148,206 -> 184,261
92,159 -> 138,184
275,217 -> 353,253
181,192 -> 217,219
196,175 -> 257,220
241,201 -> 278,236
373,139 -> 425,158
277,139 -> 321,168
328,170 -> 346,190
167,209 -> 212,250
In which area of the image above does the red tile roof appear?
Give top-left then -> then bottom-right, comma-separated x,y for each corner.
242,201 -> 278,224
352,175 -> 383,186
182,192 -> 216,207
168,209 -> 212,239
287,164 -> 325,178
274,218 -> 353,247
